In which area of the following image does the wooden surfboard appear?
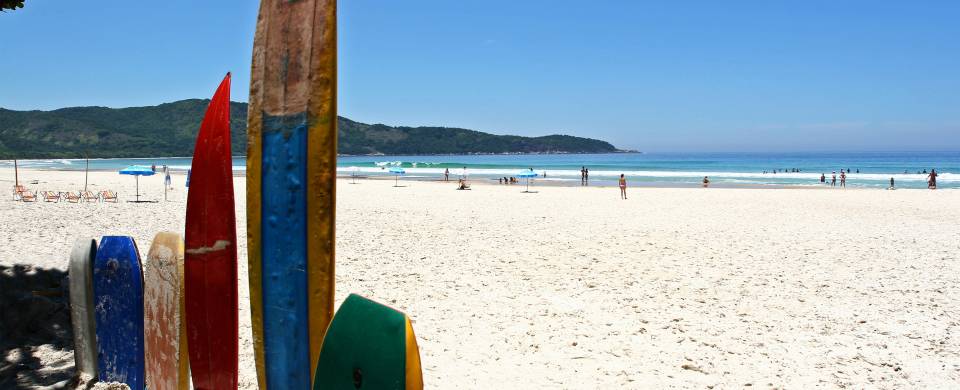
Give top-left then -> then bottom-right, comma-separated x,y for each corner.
247,1 -> 337,388
313,294 -> 423,390
144,232 -> 189,390
93,236 -> 145,389
69,237 -> 98,378
185,73 -> 238,389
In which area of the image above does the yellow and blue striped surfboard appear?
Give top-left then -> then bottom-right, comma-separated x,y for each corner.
246,0 -> 337,388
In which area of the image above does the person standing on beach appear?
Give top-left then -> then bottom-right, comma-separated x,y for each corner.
165,171 -> 172,189
831,172 -> 837,187
702,176 -> 710,187
444,168 -> 449,182
889,177 -> 895,189
584,168 -> 589,185
928,169 -> 938,189
840,171 -> 846,188
580,166 -> 586,185
820,173 -> 825,184
619,174 -> 627,199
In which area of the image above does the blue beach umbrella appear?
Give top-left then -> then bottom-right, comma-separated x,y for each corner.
119,165 -> 156,202
517,169 -> 538,193
389,166 -> 406,187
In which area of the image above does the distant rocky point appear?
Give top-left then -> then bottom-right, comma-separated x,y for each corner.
0,100 -> 621,158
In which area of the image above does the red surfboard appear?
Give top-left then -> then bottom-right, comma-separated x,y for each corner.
184,73 -> 238,389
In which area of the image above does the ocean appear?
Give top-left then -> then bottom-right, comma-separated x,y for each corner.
3,152 -> 958,189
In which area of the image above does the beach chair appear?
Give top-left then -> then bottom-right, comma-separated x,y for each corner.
62,191 -> 81,203
40,191 -> 61,202
100,190 -> 118,203
13,185 -> 27,201
80,191 -> 99,202
19,189 -> 37,202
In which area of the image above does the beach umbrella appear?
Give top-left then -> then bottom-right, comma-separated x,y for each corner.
389,166 -> 406,187
517,169 -> 538,193
119,165 -> 156,202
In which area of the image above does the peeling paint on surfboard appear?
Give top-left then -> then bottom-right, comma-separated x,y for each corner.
247,0 -> 338,388
184,72 -> 239,389
93,236 -> 145,389
144,232 -> 189,390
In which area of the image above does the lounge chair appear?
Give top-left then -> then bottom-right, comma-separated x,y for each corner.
13,185 -> 27,201
80,191 -> 99,202
100,190 -> 118,203
40,191 -> 61,202
62,191 -> 81,203
19,189 -> 37,202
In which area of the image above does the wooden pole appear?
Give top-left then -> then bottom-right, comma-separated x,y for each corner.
13,159 -> 18,188
84,155 -> 89,193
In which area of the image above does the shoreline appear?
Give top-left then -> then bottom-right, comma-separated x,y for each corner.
3,167 -> 948,190
1,167 -> 929,190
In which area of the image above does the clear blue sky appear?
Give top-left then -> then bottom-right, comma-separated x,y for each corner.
2,1 -> 958,152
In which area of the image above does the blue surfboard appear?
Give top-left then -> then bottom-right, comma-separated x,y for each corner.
93,236 -> 145,389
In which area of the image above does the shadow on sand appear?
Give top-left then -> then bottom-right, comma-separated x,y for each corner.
0,264 -> 82,389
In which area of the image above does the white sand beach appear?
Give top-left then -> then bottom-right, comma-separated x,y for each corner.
2,168 -> 959,388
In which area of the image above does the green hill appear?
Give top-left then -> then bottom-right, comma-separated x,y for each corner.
0,99 -> 620,159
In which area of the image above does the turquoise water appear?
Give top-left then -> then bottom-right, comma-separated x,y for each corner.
4,152 -> 958,188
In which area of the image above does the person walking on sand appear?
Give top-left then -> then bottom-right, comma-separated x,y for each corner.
619,174 -> 627,199
928,169 -> 938,189
702,176 -> 710,187
840,171 -> 846,188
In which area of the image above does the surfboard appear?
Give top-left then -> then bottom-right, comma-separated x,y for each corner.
93,235 -> 145,389
144,232 -> 189,390
184,73 -> 238,389
313,294 -> 423,390
247,1 -> 338,388
69,238 -> 98,378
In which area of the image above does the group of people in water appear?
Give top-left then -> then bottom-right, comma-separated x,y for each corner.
440,165 -> 942,193
817,168 -> 940,189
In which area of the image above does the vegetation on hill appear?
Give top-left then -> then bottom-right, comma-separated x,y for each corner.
0,100 -> 620,158
0,0 -> 25,11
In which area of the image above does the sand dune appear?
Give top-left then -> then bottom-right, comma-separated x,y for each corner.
2,168 -> 958,388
